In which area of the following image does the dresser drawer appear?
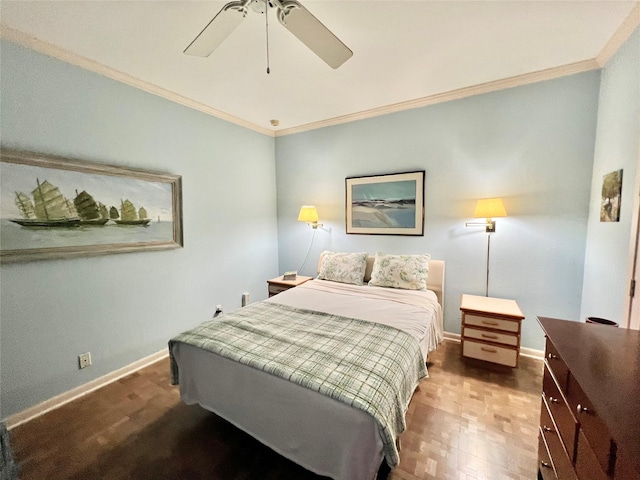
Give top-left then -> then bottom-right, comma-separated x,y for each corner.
463,313 -> 520,333
462,339 -> 518,367
463,326 -> 518,346
566,373 -> 615,474
575,430 -> 609,480
542,365 -> 577,458
540,399 -> 578,480
545,338 -> 569,393
538,431 -> 558,480
613,450 -> 640,480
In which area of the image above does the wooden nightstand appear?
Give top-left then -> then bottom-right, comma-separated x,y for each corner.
267,275 -> 313,297
460,294 -> 525,368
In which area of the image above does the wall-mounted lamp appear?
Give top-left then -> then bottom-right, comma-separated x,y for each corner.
465,198 -> 508,296
297,205 -> 323,275
298,205 -> 323,229
465,197 -> 507,232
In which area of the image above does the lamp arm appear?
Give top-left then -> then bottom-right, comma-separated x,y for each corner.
298,227 -> 317,274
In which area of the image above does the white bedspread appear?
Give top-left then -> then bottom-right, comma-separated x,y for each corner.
267,279 -> 443,360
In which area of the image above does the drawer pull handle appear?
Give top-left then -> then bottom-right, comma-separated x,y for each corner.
480,346 -> 497,353
481,333 -> 499,339
548,396 -> 559,404
482,320 -> 499,326
577,404 -> 590,414
542,425 -> 553,433
547,353 -> 558,360
540,461 -> 552,469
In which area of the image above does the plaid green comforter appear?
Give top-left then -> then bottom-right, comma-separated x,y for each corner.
169,301 -> 427,466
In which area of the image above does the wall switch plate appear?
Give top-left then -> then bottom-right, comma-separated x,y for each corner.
78,352 -> 92,369
242,292 -> 250,307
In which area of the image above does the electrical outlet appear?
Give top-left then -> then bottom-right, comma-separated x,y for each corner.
242,292 -> 250,307
78,352 -> 92,369
213,305 -> 223,318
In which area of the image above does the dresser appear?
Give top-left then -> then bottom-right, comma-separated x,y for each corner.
537,317 -> 640,480
459,294 -> 524,367
267,275 -> 312,297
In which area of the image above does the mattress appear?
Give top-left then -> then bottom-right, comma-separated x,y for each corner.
170,279 -> 443,480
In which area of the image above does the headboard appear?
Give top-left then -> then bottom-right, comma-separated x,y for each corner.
317,253 -> 445,309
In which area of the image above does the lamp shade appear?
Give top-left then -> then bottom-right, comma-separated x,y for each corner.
473,198 -> 507,219
298,206 -> 319,223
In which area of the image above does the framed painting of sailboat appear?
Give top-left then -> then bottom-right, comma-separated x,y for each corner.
0,149 -> 183,263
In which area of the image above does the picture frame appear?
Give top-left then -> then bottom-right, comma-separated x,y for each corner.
1,149 -> 183,263
346,171 -> 425,235
600,169 -> 623,222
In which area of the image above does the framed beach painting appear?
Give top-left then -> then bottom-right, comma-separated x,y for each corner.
0,150 -> 183,263
346,171 -> 425,235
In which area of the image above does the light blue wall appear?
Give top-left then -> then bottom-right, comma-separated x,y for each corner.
581,28 -> 640,326
0,41 -> 278,419
275,72 -> 601,351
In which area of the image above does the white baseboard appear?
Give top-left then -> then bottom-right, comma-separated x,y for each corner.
5,349 -> 168,430
442,332 -> 544,360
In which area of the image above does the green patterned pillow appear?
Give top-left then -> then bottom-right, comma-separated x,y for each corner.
369,252 -> 430,290
317,251 -> 368,285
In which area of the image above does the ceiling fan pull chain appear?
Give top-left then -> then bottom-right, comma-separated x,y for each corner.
265,0 -> 271,74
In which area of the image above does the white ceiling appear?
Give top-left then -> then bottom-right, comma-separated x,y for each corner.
0,1 -> 637,135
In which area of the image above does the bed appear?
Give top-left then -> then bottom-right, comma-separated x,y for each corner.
169,252 -> 444,480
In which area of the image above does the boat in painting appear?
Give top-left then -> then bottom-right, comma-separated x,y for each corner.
73,190 -> 109,226
10,179 -> 80,227
114,199 -> 151,226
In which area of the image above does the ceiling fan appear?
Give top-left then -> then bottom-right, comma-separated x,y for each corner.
184,0 -> 353,69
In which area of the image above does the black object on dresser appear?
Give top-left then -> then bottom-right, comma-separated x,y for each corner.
537,317 -> 640,480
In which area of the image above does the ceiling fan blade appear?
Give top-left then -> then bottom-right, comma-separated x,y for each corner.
184,1 -> 248,57
277,1 -> 352,69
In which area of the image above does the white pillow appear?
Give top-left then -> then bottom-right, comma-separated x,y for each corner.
317,251 -> 368,286
368,252 -> 430,290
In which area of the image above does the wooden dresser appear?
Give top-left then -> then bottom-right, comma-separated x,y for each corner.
537,317 -> 640,480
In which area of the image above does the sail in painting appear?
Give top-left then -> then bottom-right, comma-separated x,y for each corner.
74,190 -> 109,225
114,199 -> 151,226
10,179 -> 80,227
14,192 -> 36,220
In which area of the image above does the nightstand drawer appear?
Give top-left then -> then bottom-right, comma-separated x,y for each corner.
462,339 -> 517,367
463,326 -> 518,346
268,284 -> 289,296
463,313 -> 520,333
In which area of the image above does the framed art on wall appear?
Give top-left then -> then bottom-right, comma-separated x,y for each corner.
0,149 -> 183,263
345,170 -> 425,235
600,169 -> 623,222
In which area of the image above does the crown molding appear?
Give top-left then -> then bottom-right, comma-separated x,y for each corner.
274,59 -> 600,137
0,26 -> 275,137
596,2 -> 640,67
2,12 -> 635,140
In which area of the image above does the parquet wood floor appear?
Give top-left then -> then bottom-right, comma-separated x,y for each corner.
9,340 -> 543,479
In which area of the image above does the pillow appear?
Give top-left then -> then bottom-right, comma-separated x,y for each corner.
368,252 -> 430,290
317,251 -> 368,286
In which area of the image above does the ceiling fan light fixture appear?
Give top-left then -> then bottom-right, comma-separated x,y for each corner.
250,0 -> 267,15
184,0 -> 352,69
